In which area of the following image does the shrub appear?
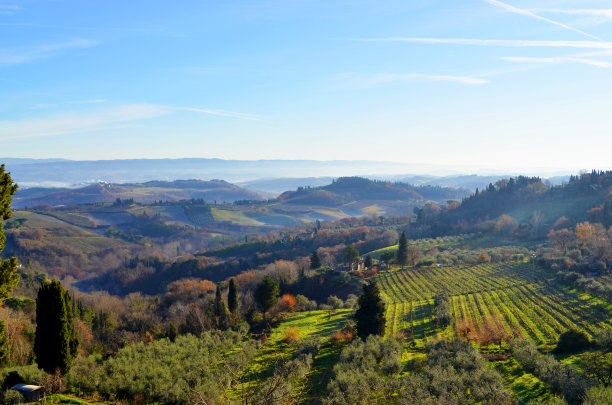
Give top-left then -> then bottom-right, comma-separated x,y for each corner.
330,329 -> 354,344
555,329 -> 590,354
295,295 -> 317,311
280,294 -> 297,311
1,389 -> 23,405
282,327 -> 301,345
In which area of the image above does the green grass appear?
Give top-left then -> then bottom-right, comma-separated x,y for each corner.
364,234 -> 477,259
230,309 -> 352,401
493,358 -> 552,404
42,212 -> 97,228
211,208 -> 264,226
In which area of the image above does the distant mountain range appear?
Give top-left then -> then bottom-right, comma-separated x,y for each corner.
1,158 -> 572,190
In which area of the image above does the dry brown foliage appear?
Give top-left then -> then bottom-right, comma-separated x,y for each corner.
330,329 -> 354,344
280,294 -> 297,311
282,327 -> 301,345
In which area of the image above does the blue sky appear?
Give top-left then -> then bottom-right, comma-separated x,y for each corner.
1,0 -> 612,172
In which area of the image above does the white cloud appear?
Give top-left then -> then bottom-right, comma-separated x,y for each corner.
0,39 -> 97,65
175,107 -> 262,121
482,0 -> 602,40
500,56 -> 612,68
0,103 -> 261,140
348,37 -> 612,49
527,9 -> 612,18
360,73 -> 488,86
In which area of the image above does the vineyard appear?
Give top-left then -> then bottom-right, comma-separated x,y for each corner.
376,262 -> 612,345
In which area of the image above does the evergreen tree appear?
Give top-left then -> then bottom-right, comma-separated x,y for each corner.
227,278 -> 239,315
254,276 -> 279,319
0,165 -> 19,364
310,250 -> 322,269
214,285 -> 230,329
364,255 -> 373,270
34,280 -> 79,374
397,231 -> 408,269
343,245 -> 359,267
355,280 -> 386,339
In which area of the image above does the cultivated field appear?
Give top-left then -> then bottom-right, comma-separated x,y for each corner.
376,262 -> 612,345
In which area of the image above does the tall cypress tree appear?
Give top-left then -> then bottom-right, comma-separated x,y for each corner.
227,278 -> 239,315
214,285 -> 229,329
310,250 -> 322,269
397,231 -> 408,269
34,280 -> 79,374
0,165 -> 19,365
355,280 -> 386,339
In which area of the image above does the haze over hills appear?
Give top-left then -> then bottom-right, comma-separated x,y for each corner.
3,157 -> 573,192
12,180 -> 268,208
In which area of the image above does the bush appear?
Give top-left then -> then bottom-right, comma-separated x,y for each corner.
1,389 -> 23,405
295,295 -> 317,311
330,329 -> 354,344
282,327 -> 301,345
583,385 -> 612,405
555,329 -> 590,354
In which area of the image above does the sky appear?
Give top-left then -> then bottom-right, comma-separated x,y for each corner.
1,0 -> 612,172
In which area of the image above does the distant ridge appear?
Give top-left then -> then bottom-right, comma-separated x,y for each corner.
12,179 -> 266,208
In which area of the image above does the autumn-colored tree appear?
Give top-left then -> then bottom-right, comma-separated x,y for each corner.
456,318 -> 476,343
547,228 -> 575,253
166,278 -> 216,302
575,221 -> 605,248
406,246 -> 423,266
280,293 -> 297,311
479,315 -> 511,350
478,253 -> 489,263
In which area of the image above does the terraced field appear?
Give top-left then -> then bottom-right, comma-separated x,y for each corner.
377,262 -> 612,345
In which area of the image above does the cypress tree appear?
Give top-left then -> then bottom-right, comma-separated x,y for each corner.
214,285 -> 230,329
355,280 -> 386,339
398,231 -> 408,269
0,165 -> 19,364
227,278 -> 239,314
364,255 -> 373,270
254,276 -> 279,319
310,250 -> 322,269
34,280 -> 79,374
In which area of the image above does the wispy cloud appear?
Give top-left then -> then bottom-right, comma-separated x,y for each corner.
527,9 -> 612,18
482,0 -> 602,41
0,4 -> 19,14
347,37 -> 612,49
175,107 -> 262,121
359,73 -> 488,86
0,103 -> 261,140
0,39 -> 97,65
31,99 -> 110,109
501,56 -> 612,68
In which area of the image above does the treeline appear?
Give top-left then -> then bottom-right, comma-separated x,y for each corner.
407,171 -> 612,240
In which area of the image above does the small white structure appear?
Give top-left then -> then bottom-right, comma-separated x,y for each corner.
11,384 -> 45,402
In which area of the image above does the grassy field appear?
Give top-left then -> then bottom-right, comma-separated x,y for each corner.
230,309 -> 352,401
365,234 -> 478,259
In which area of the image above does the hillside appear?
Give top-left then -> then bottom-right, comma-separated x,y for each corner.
277,177 -> 469,206
12,179 -> 266,208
